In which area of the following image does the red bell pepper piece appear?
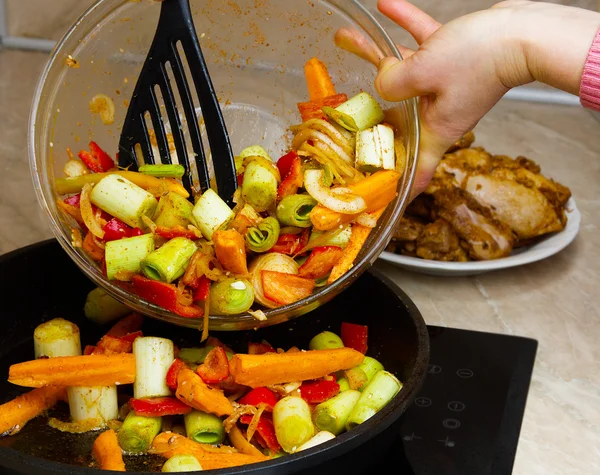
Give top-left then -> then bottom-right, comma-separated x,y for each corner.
276,151 -> 298,180
340,322 -> 368,354
166,358 -> 188,392
237,174 -> 244,186
83,345 -> 96,356
247,341 -> 275,355
93,334 -> 136,355
103,218 -> 144,242
155,225 -> 200,241
239,414 -> 281,453
106,313 -> 144,338
271,228 -> 310,255
237,387 -> 278,411
130,275 -> 204,318
298,246 -> 344,279
191,276 -> 211,302
277,153 -> 303,201
196,346 -> 230,384
64,193 -> 81,207
299,380 -> 340,404
296,93 -> 348,122
77,141 -> 115,173
130,397 -> 192,417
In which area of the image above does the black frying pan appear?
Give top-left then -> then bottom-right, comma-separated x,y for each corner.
0,239 -> 429,474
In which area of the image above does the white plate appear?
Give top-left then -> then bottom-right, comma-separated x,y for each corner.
378,197 -> 581,276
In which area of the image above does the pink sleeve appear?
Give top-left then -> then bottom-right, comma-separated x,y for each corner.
580,27 -> 600,111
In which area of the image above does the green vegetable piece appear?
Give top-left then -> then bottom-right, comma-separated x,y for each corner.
209,278 -> 254,315
322,92 -> 385,132
336,375 -> 351,392
245,217 -> 280,253
242,159 -> 278,212
153,191 -> 193,228
184,410 -> 226,445
312,389 -> 361,435
138,164 -> 185,178
276,194 -> 317,228
117,410 -> 162,453
309,331 -> 344,351
345,370 -> 403,431
162,454 -> 203,472
83,287 -> 132,324
344,366 -> 369,391
105,233 -> 155,281
178,346 -> 233,364
273,396 -> 315,453
356,356 -> 384,391
308,226 -> 352,249
191,189 -> 235,240
239,145 -> 271,161
141,237 -> 197,283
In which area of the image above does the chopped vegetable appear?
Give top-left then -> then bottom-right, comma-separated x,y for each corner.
131,397 -> 192,417
103,218 -> 143,242
68,386 -> 118,424
313,389 -> 361,435
175,367 -> 233,417
340,322 -> 368,354
8,353 -> 135,388
228,424 -> 266,457
141,237 -> 197,283
33,318 -> 81,359
322,92 -> 385,132
344,366 -> 368,390
166,358 -> 188,392
228,203 -> 262,235
239,145 -> 271,161
308,331 -> 344,351
161,454 -> 203,472
297,93 -> 348,122
92,429 -> 126,471
261,270 -> 315,306
118,410 -> 162,453
277,153 -> 304,201
82,231 -> 105,261
213,229 -> 248,274
276,194 -> 317,228
298,246 -> 343,279
304,57 -> 337,101
248,253 -> 299,309
356,356 -> 384,390
237,387 -> 278,411
64,158 -> 90,178
78,141 -> 115,173
239,414 -> 281,453
184,410 -> 226,445
196,347 -> 230,384
245,217 -> 280,253
0,386 -> 66,436
153,191 -> 193,229
346,370 -> 402,430
242,158 -> 279,212
229,347 -> 364,388
355,124 -> 396,172
299,380 -> 340,404
133,337 -> 175,399
270,229 -> 309,255
296,430 -> 336,452
90,174 -> 158,229
139,164 -> 185,178
209,278 -> 254,315
272,396 -> 315,453
105,233 -> 155,281
130,275 -> 203,318
191,189 -> 235,240
304,169 -> 366,215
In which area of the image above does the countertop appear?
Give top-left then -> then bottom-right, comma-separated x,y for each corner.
1,1 -> 600,473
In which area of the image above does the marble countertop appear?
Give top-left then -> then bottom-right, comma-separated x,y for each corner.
1,10 -> 599,474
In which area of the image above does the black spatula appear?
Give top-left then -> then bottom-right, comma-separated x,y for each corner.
118,0 -> 237,205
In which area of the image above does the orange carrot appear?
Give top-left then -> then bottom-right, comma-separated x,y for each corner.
327,208 -> 386,285
56,199 -> 85,227
82,231 -> 105,261
8,354 -> 135,388
309,170 -> 400,231
150,432 -> 269,470
176,367 -> 234,417
229,348 -> 364,388
261,271 -> 315,305
92,429 -> 126,471
297,93 -> 348,122
0,386 -> 66,435
304,57 -> 337,100
213,229 -> 248,274
106,312 -> 143,337
228,424 -> 267,458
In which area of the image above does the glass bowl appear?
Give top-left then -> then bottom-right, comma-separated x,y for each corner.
29,0 -> 419,330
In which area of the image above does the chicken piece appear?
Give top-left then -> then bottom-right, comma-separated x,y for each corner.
426,147 -> 492,193
464,173 -> 566,240
392,215 -> 426,242
446,131 -> 476,153
404,194 -> 434,220
491,154 -> 541,174
416,218 -> 468,262
432,188 -> 515,260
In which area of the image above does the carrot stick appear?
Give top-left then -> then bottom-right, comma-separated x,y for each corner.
0,386 -> 66,435
297,93 -> 348,122
327,207 -> 386,284
150,432 -> 269,470
310,170 -> 400,231
229,348 -> 364,388
228,424 -> 268,458
304,57 -> 337,101
212,229 -> 248,274
8,354 -> 135,388
82,231 -> 105,262
176,367 -> 234,417
92,429 -> 126,471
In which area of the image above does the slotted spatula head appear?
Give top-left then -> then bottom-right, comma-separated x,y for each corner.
118,0 -> 238,205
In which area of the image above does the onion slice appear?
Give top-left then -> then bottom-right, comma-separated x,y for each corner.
80,183 -> 105,239
355,212 -> 378,228
304,169 -> 366,215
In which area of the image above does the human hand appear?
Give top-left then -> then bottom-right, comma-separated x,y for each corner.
337,0 -> 600,197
